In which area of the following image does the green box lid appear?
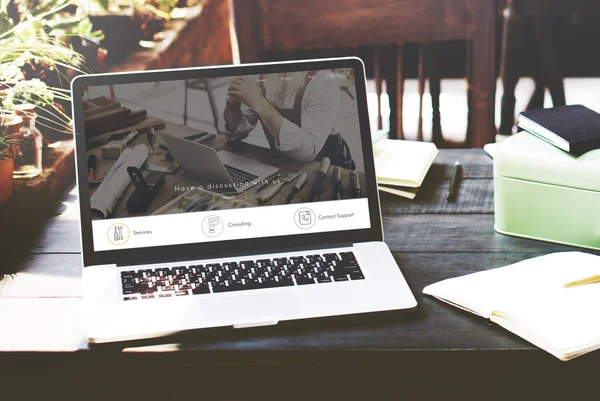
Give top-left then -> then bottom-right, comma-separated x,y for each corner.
494,132 -> 600,192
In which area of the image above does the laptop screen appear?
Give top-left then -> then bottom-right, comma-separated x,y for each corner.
81,68 -> 372,251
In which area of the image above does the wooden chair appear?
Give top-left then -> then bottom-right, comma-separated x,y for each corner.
229,0 -> 497,147
183,77 -> 230,133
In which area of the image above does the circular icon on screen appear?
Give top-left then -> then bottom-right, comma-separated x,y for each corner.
294,208 -> 316,230
202,215 -> 224,237
107,223 -> 130,246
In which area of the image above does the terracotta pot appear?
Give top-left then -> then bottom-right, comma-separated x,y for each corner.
0,114 -> 23,207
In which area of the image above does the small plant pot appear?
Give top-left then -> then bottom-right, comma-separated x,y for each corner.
0,114 -> 23,207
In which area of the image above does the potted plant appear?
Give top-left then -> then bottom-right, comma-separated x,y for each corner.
1,0 -> 86,139
0,113 -> 21,206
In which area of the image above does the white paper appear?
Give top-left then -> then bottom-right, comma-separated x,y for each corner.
423,252 -> 600,361
373,139 -> 438,187
90,144 -> 149,218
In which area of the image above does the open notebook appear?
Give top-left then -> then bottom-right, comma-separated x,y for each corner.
423,252 -> 600,361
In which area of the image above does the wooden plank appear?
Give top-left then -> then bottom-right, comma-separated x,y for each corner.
0,254 -> 82,298
85,116 -> 166,148
427,162 -> 492,180
429,149 -> 493,179
396,43 -> 404,139
383,214 -> 598,254
467,0 -> 497,147
380,178 -> 494,214
231,0 -> 262,63
85,109 -> 147,138
86,96 -> 118,107
83,106 -> 129,124
33,213 -> 81,254
82,100 -> 121,118
52,185 -> 79,217
433,149 -> 491,164
255,0 -> 473,49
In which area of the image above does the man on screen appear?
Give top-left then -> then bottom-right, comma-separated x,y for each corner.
220,71 -> 355,169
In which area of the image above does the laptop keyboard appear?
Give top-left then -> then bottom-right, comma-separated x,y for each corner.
224,164 -> 259,186
120,251 -> 364,301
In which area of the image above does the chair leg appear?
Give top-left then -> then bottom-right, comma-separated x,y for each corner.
374,47 -> 383,131
467,0 -> 496,147
499,0 -> 524,135
429,43 -> 442,146
526,55 -> 546,111
183,80 -> 189,126
466,40 -> 473,142
396,43 -> 404,140
417,44 -> 426,142
386,44 -> 403,140
535,4 -> 566,108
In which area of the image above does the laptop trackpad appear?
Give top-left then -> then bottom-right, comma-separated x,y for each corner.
202,292 -> 298,324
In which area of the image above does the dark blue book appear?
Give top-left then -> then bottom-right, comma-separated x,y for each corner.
518,105 -> 600,155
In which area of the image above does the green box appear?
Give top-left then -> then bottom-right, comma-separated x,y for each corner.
494,132 -> 600,251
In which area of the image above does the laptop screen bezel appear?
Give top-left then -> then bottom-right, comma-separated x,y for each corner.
71,57 -> 384,267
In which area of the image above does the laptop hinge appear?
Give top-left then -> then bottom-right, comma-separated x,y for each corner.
115,241 -> 354,267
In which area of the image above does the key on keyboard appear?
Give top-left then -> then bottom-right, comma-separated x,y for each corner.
224,164 -> 259,186
120,251 -> 364,301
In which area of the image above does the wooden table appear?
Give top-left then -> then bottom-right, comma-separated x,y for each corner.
1,150 -> 599,400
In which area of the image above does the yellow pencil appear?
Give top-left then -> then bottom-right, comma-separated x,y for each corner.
564,274 -> 600,289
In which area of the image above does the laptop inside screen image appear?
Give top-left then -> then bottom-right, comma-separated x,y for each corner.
81,67 -> 371,252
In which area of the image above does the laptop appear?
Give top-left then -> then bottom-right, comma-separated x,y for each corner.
158,130 -> 279,193
71,57 -> 417,343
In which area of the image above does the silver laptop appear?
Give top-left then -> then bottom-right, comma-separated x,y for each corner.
71,57 -> 417,343
158,130 -> 278,193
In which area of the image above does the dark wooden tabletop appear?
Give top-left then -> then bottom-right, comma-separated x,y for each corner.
2,149 -> 599,400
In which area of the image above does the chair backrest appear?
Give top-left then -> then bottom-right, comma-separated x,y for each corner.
228,0 -> 497,147
229,0 -> 477,63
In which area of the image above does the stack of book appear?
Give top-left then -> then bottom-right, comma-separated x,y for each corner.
373,139 -> 438,199
518,105 -> 600,156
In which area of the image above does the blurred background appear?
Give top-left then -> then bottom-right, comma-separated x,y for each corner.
1,0 -> 600,266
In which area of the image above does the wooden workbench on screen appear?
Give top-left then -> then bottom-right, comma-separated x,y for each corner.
88,121 -> 367,218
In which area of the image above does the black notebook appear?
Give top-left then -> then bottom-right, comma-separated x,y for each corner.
518,105 -> 600,155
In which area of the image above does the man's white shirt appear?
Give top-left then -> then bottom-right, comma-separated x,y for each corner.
220,71 -> 342,162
